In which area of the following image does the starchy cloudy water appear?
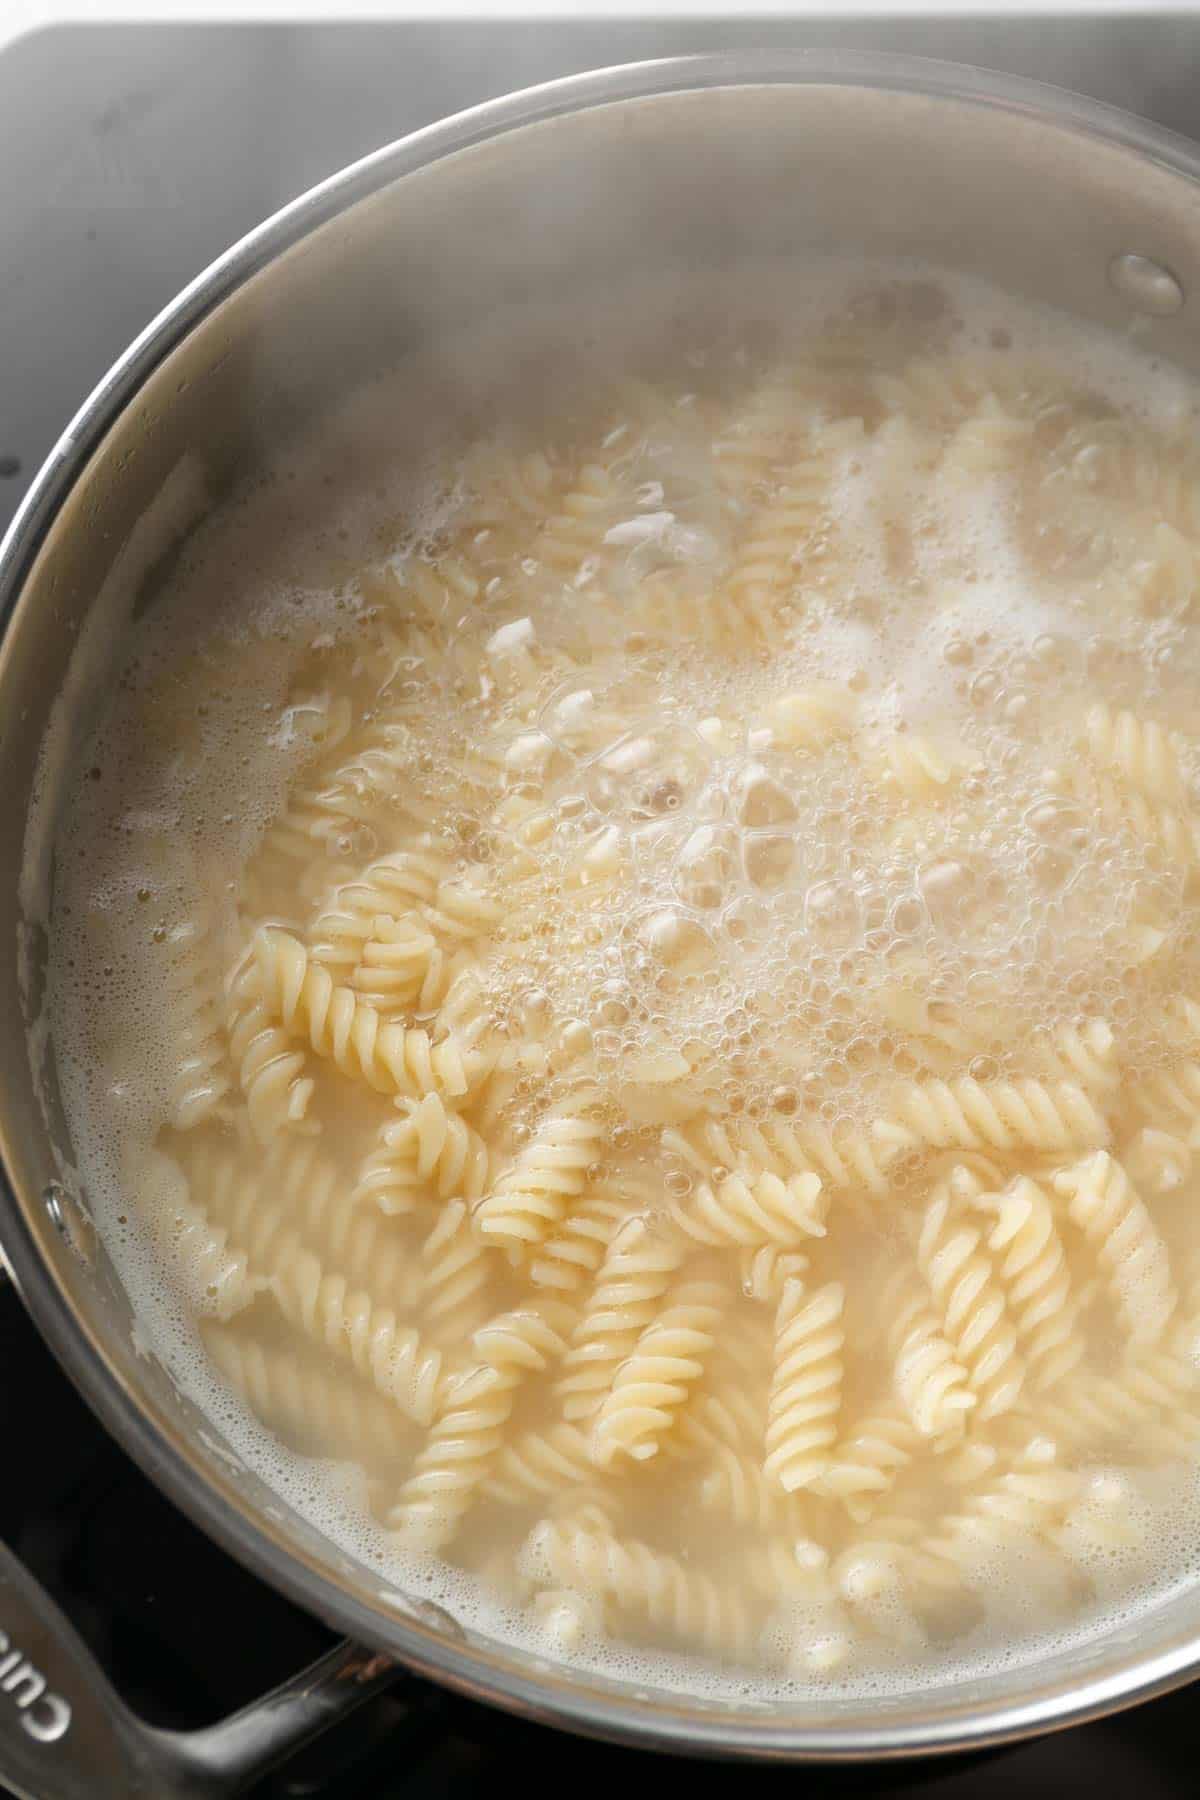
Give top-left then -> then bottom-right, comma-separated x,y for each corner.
31,259 -> 1200,1698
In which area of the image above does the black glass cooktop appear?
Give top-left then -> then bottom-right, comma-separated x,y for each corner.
6,16 -> 1200,1798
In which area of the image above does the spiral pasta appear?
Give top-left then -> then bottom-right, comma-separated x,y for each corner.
592,1280 -> 725,1466
698,1444 -> 817,1532
250,720 -> 444,889
181,1136 -> 421,1318
873,732 -> 965,803
916,1180 -> 1025,1421
269,1243 -> 444,1425
473,1093 -> 605,1255
386,1306 -> 568,1549
979,1177 -> 1083,1393
484,1422 -> 597,1507
739,1245 -> 811,1304
1092,772 -> 1200,866
924,1438 -> 1082,1575
818,1406 -> 921,1513
1123,1126 -> 1193,1196
136,1148 -> 262,1321
348,919 -> 460,1018
1053,1152 -> 1175,1347
1035,1019 -> 1120,1098
1036,1347 -> 1200,1461
354,1092 -> 492,1218
873,1077 -> 1108,1160
669,1166 -> 826,1249
1130,1057 -> 1200,1136
225,952 -> 314,1141
726,461 -> 826,631
555,1220 -> 683,1422
665,1372 -> 768,1464
535,462 -> 623,581
713,370 -> 811,496
308,849 -> 446,974
164,919 -> 234,1131
519,1520 -> 757,1661
666,1113 -> 888,1207
1083,703 -> 1185,805
757,687 -> 856,753
885,1265 -> 977,1439
252,927 -> 481,1098
764,1279 -> 845,1494
203,1322 -> 415,1468
529,1184 -> 638,1292
418,1199 -> 493,1344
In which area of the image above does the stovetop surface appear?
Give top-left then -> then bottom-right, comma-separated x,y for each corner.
6,16 -> 1200,1796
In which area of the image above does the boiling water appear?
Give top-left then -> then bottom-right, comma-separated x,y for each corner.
33,260 -> 1200,1697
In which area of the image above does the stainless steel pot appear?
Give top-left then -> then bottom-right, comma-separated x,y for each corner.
4,50 -> 1200,1795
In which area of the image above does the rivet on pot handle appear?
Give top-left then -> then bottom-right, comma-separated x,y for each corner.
0,1535 -> 412,1799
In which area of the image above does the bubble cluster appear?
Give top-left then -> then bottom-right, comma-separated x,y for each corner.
467,601 -> 1193,1146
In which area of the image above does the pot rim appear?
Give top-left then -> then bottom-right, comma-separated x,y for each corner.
5,48 -> 1200,1760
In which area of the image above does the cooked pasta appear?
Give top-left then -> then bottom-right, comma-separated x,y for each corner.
473,1092 -> 605,1255
164,917 -> 234,1131
1036,1019 -> 1121,1098
872,731 -> 965,803
386,1306 -> 568,1549
1053,1152 -> 1176,1347
1082,703 -> 1185,806
978,1177 -> 1084,1393
591,1278 -> 725,1466
484,1421 -> 597,1507
50,266 -> 1200,1689
252,927 -> 481,1098
133,1148 -> 262,1321
555,1220 -> 683,1422
224,951 -> 315,1141
519,1520 -> 757,1661
203,1320 -> 416,1468
756,687 -> 857,753
915,1179 -> 1025,1421
377,1092 -> 491,1206
818,1406 -> 921,1512
739,1244 -> 811,1304
874,1078 -> 1109,1160
764,1279 -> 845,1494
668,1166 -> 826,1248
885,1265 -> 977,1439
308,849 -> 446,974
923,1437 -> 1082,1573
529,1184 -> 639,1292
270,1244 -> 445,1425
417,1199 -> 494,1344
1035,1346 -> 1200,1461
178,1136 -> 421,1318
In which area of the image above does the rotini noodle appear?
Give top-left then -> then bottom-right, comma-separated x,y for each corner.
1053,1152 -> 1175,1347
252,927 -> 481,1098
764,1279 -> 845,1494
916,1178 -> 1026,1420
386,1306 -> 568,1548
473,1092 -> 605,1255
592,1279 -> 725,1466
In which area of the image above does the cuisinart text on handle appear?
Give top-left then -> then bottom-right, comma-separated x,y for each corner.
0,1623 -> 71,1742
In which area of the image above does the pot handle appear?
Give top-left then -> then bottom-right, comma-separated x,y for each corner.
0,1534 -> 411,1798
